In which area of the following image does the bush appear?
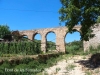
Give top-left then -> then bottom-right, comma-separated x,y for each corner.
0,41 -> 41,55
66,40 -> 83,54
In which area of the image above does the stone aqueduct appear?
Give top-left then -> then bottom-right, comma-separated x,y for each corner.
19,26 -> 81,53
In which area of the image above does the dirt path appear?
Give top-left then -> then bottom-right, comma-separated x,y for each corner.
42,55 -> 100,75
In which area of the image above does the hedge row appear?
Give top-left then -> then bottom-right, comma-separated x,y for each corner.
0,41 -> 41,55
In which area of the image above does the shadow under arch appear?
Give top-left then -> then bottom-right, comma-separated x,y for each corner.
45,31 -> 56,53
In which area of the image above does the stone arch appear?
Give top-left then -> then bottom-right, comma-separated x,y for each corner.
45,31 -> 56,52
73,26 -> 81,32
21,35 -> 29,41
64,29 -> 81,40
64,26 -> 82,43
64,30 -> 82,53
45,31 -> 56,40
32,33 -> 42,41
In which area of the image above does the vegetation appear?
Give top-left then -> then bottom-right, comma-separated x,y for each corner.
0,25 -> 11,38
88,45 -> 100,54
0,37 -> 56,55
66,40 -> 83,54
34,39 -> 56,52
0,53 -> 63,75
0,39 -> 100,75
46,41 -> 56,51
66,64 -> 76,72
66,40 -> 100,55
97,16 -> 100,23
59,0 -> 100,41
0,41 -> 41,55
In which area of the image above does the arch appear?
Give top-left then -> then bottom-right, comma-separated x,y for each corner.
21,35 -> 29,41
72,26 -> 81,32
33,33 -> 42,41
45,31 -> 56,38
65,31 -> 83,53
45,31 -> 56,52
64,30 -> 81,43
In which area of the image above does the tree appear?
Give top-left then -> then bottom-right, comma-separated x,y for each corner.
59,0 -> 100,41
0,25 -> 11,38
2,34 -> 12,41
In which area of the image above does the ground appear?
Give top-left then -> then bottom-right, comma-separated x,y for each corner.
42,55 -> 100,75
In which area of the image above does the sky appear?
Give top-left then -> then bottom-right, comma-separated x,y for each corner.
0,0 -> 80,43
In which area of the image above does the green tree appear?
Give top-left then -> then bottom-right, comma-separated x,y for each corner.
59,0 -> 100,41
0,25 -> 11,38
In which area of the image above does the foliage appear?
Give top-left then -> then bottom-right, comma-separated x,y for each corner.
66,40 -> 83,54
46,41 -> 56,51
59,0 -> 100,41
0,38 -> 56,55
0,41 -> 41,55
97,16 -> 100,23
77,45 -> 100,55
88,45 -> 100,54
0,53 -> 62,75
34,39 -> 56,52
0,25 -> 11,38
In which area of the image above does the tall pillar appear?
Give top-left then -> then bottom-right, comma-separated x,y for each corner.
56,36 -> 66,53
41,35 -> 46,53
56,28 -> 67,53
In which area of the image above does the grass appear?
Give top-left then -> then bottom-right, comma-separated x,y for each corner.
84,68 -> 100,75
36,53 -> 72,75
0,53 -> 64,75
66,64 -> 76,72
85,71 -> 92,75
0,54 -> 17,57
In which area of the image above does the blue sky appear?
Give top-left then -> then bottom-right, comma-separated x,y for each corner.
0,0 -> 80,43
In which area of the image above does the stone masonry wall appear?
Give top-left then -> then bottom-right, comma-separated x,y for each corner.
83,23 -> 100,51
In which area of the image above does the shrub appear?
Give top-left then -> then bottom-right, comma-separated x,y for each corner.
66,40 -> 83,54
0,41 -> 41,55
